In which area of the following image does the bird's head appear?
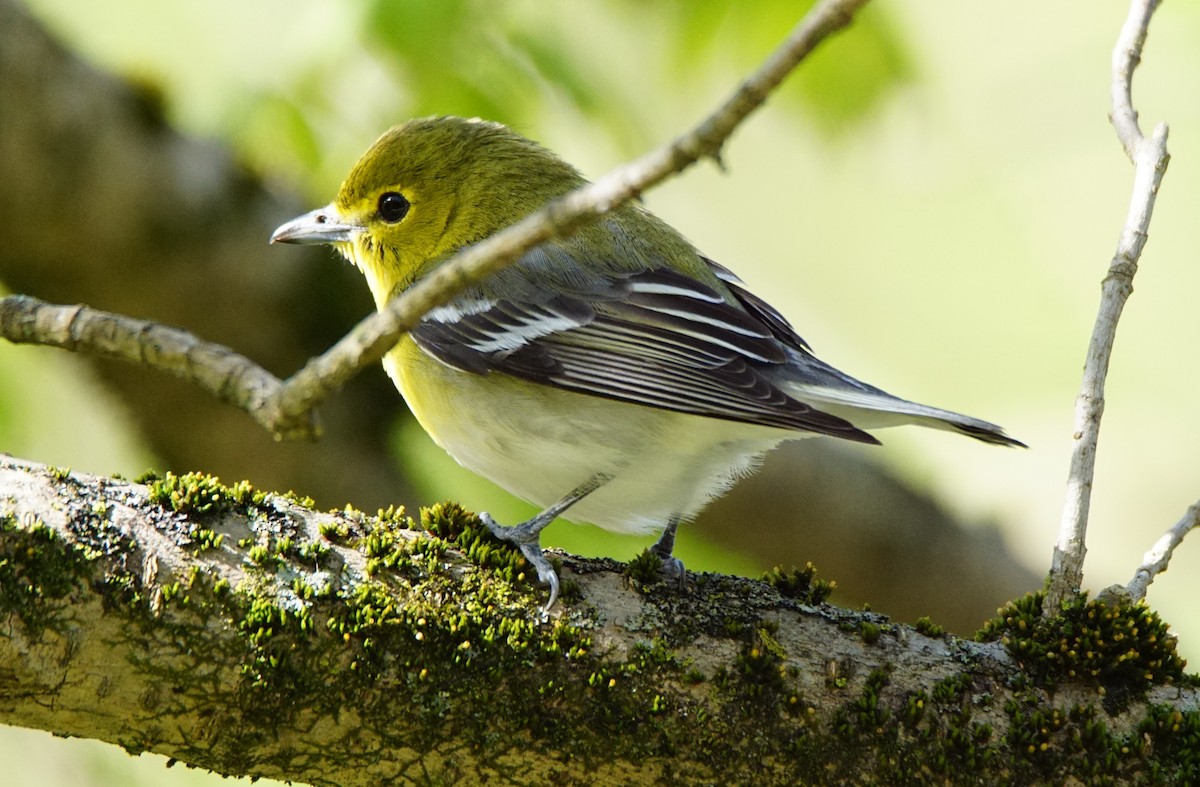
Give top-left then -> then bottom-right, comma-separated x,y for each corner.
271,116 -> 585,308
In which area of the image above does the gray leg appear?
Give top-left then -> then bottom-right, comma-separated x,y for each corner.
480,473 -> 610,612
649,516 -> 687,590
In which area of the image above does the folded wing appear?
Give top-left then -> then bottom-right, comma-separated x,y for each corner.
412,262 -> 879,443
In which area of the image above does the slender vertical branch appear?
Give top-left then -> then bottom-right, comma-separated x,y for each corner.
1045,0 -> 1169,614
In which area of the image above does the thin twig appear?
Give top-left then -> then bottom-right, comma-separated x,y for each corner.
0,0 -> 873,440
1126,501 -> 1200,601
1044,0 -> 1169,614
260,0 -> 874,433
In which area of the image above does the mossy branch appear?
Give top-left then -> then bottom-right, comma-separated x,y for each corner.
2,455 -> 1199,785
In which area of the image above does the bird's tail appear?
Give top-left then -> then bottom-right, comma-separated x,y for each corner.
783,382 -> 1026,448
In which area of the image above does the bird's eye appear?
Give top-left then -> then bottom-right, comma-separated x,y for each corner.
378,192 -> 411,223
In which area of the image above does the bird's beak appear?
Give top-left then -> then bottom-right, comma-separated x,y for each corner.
270,204 -> 362,245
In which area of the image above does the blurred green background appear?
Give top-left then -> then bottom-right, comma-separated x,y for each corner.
3,0 -> 1200,783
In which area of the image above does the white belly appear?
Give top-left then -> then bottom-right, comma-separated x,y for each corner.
387,341 -> 798,535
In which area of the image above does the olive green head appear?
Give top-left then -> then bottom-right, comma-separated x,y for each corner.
271,116 -> 586,306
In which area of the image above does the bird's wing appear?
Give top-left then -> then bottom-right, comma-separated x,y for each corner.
702,257 -> 813,355
411,260 -> 878,444
703,259 -> 1025,448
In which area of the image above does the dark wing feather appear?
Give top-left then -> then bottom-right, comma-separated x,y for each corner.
704,257 -> 812,354
411,263 -> 877,444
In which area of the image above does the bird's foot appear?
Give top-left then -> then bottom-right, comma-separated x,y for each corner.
649,544 -> 687,592
647,517 -> 687,592
480,511 -> 560,613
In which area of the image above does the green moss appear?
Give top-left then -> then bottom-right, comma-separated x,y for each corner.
633,638 -> 679,670
1137,704 -> 1200,782
624,548 -> 664,586
11,475 -> 1200,783
761,563 -> 835,605
146,471 -> 267,517
0,495 -> 882,778
246,544 -> 280,569
189,528 -> 224,553
318,520 -> 351,543
834,668 -> 892,739
731,624 -> 791,706
133,469 -> 161,484
977,591 -> 1185,691
931,672 -> 973,705
0,516 -> 88,635
419,502 -> 529,584
296,539 -> 329,564
902,690 -> 928,727
376,503 -> 409,527
281,490 -> 316,509
860,621 -> 883,645
914,616 -> 945,638
998,700 -> 1122,783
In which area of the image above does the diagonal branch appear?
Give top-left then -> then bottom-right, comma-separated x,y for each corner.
0,295 -> 314,437
0,0 -> 873,441
1045,0 -> 1169,614
1126,500 -> 1200,600
261,0 -> 872,434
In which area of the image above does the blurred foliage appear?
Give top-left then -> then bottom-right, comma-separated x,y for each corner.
356,0 -> 910,142
665,0 -> 913,134
42,0 -> 909,196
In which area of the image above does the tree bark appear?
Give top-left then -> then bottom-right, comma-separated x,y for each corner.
0,455 -> 1194,785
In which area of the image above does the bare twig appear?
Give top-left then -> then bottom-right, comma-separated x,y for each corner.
1045,0 -> 1169,614
0,0 -> 872,439
1126,501 -> 1200,601
261,0 -> 873,433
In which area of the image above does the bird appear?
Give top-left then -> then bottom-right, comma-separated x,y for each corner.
271,115 -> 1023,611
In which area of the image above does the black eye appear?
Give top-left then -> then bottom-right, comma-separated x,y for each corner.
378,192 -> 410,223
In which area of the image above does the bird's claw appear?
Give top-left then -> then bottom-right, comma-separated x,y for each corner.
480,511 -> 560,613
647,542 -> 687,592
519,542 -> 560,613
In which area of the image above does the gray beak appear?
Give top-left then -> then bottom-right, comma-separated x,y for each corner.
270,204 -> 361,245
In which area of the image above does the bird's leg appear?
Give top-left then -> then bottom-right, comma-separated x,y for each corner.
480,473 -> 611,612
649,515 -> 687,590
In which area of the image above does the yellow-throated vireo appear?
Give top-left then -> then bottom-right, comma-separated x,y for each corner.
272,116 -> 1023,610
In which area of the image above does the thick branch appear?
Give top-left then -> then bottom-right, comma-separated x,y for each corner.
1046,0 -> 1169,613
0,456 -> 1196,785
